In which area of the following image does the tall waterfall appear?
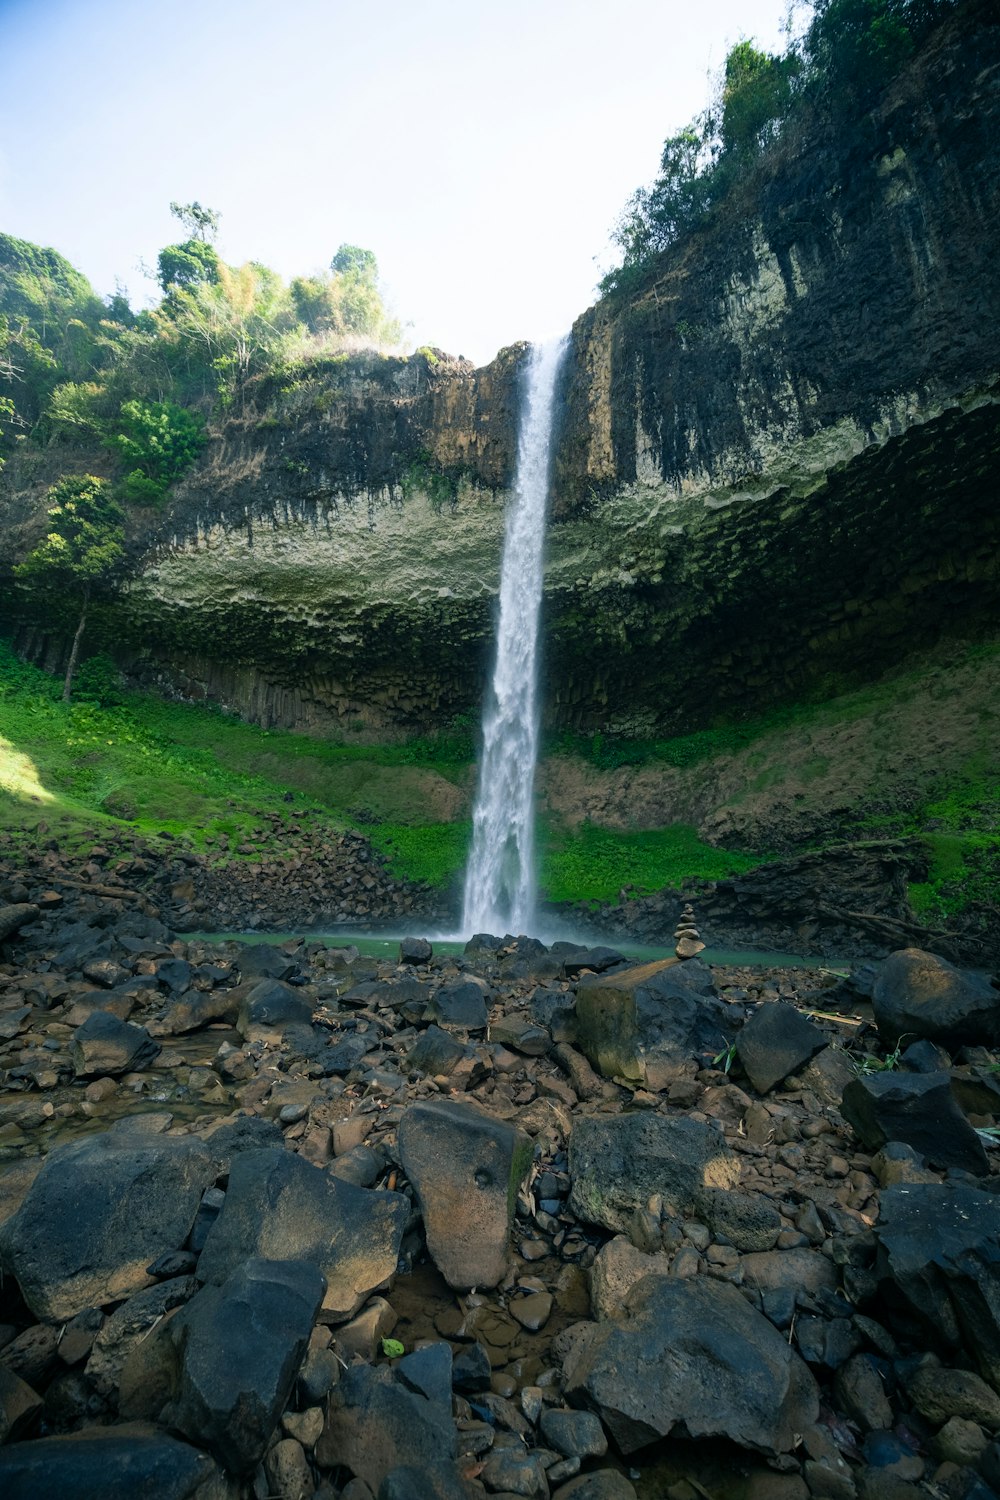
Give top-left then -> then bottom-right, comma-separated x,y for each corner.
462,336 -> 567,937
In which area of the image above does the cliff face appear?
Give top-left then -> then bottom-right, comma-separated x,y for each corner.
4,1 -> 999,738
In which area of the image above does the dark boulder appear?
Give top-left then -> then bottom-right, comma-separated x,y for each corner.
427,980 -> 489,1031
840,1071 -> 990,1175
399,936 -> 433,965
563,1274 -> 818,1456
568,1113 -> 739,1233
196,1147 -> 408,1321
0,1425 -> 228,1500
236,943 -> 299,981
160,1258 -> 324,1474
0,1133 -> 219,1321
70,1011 -> 161,1078
397,1099 -> 532,1289
236,979 -> 315,1043
873,949 -> 1000,1049
575,958 -> 735,1086
404,1025 -> 468,1078
317,1347 -> 456,1492
873,1184 -> 1000,1390
735,1001 -> 828,1094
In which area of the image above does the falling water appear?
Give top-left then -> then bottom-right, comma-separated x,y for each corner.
462,336 -> 568,936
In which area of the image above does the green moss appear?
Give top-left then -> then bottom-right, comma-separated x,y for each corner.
538,821 -> 761,905
368,822 -> 471,888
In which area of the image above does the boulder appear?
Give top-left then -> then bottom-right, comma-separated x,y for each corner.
399,937 -> 433,965
70,1011 -> 161,1077
840,1071 -> 989,1175
697,1188 -> 782,1252
397,1099 -> 532,1289
427,981 -> 489,1030
237,943 -> 299,981
236,979 -> 315,1043
873,1184 -> 1000,1390
563,1275 -> 818,1456
87,1276 -> 200,1398
317,1348 -> 456,1491
159,1258 -> 325,1473
590,1236 -> 671,1320
0,904 -> 39,943
568,1113 -> 739,1233
735,1002 -> 828,1093
0,1425 -> 230,1500
873,949 -> 1000,1049
196,1147 -> 408,1321
0,1133 -> 219,1321
404,1025 -> 468,1078
575,958 -> 733,1086
156,990 -> 241,1035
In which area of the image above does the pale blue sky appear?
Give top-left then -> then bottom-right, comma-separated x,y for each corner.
0,0 -> 796,365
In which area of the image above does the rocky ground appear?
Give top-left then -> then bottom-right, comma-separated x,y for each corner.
0,856 -> 998,1500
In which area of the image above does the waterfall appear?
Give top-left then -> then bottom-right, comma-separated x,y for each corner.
462,336 -> 568,937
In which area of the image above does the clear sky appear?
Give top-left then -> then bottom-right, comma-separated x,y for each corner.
0,0 -> 795,367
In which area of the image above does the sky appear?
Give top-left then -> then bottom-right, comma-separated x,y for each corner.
0,0 -> 797,367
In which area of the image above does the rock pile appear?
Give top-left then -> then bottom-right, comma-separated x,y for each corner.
0,862 -> 998,1500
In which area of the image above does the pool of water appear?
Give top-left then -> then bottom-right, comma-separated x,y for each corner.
192,929 -> 850,972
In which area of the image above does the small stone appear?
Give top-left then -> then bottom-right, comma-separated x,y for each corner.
510,1292 -> 553,1331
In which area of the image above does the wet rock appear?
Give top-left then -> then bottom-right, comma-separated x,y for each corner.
568,1113 -> 740,1234
400,937 -> 433,965
0,1425 -> 230,1499
70,1011 -> 161,1077
563,1275 -> 818,1456
316,1350 -> 456,1493
196,1147 -> 408,1321
873,1184 -> 1000,1389
397,1098 -> 531,1289
735,1002 -> 828,1093
237,944 -> 299,981
0,1133 -> 218,1321
151,1258 -> 324,1474
872,949 -> 1000,1049
236,979 -> 315,1044
157,990 -> 241,1035
840,1072 -> 989,1175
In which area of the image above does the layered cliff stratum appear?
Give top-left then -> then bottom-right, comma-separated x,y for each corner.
1,0 -> 999,947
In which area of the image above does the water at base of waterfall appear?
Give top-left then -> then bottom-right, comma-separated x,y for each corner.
461,336 -> 568,938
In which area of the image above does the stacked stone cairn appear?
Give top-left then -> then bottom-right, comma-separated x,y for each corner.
674,904 -> 706,960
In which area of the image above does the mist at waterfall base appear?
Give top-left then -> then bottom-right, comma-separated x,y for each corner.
460,336 -> 568,942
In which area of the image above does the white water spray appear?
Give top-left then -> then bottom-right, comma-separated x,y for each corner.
462,336 -> 568,937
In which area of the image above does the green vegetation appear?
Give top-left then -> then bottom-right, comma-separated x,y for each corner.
0,216 -> 403,491
602,0 -> 960,291
539,822 -> 760,906
13,477 -> 126,701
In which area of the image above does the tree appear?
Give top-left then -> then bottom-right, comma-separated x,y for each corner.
157,260 -> 295,406
107,398 -> 205,501
157,238 -> 220,295
331,244 -> 377,280
720,41 -> 798,155
169,201 -> 221,243
14,476 -> 126,701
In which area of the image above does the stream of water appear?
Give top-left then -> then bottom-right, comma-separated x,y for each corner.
461,337 -> 568,938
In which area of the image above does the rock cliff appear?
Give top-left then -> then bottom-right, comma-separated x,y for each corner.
3,0 -> 998,739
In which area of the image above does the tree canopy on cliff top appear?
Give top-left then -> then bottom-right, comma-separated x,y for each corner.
0,224 -> 403,491
602,0 -> 962,291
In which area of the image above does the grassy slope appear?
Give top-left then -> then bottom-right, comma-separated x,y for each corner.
2,638 -> 997,915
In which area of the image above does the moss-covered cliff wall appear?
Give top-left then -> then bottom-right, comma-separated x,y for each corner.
3,0 -> 998,740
